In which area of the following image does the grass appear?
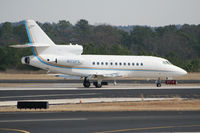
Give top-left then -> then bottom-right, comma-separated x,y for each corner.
0,73 -> 62,80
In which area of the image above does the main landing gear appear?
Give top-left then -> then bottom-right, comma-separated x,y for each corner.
94,78 -> 103,88
83,77 -> 90,88
83,77 -> 108,88
93,82 -> 102,88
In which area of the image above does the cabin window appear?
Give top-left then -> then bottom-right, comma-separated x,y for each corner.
119,62 -> 122,66
93,62 -> 95,65
136,63 -> 139,66
105,62 -> 108,65
141,63 -> 143,66
101,62 -> 104,65
47,59 -> 49,61
115,62 -> 118,65
128,63 -> 130,66
110,62 -> 113,65
132,63 -> 134,66
124,63 -> 126,66
97,62 -> 99,65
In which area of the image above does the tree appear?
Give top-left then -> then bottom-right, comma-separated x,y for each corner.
0,20 -> 200,72
58,20 -> 71,30
0,47 -> 6,70
75,19 -> 89,34
110,44 -> 131,55
185,59 -> 200,72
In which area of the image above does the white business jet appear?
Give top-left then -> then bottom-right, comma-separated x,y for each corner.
11,20 -> 187,88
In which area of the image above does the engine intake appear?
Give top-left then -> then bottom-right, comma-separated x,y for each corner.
21,56 -> 30,64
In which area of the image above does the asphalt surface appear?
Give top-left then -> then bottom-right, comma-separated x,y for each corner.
0,88 -> 200,101
1,79 -> 200,84
0,111 -> 200,133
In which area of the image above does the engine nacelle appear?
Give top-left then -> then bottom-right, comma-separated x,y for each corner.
21,56 -> 30,64
56,44 -> 83,55
41,55 -> 83,66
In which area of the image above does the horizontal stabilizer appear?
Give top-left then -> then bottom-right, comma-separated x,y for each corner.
10,43 -> 50,48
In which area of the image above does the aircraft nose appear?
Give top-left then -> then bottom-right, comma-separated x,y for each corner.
176,67 -> 187,75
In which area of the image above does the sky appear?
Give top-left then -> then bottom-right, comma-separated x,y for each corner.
0,0 -> 200,26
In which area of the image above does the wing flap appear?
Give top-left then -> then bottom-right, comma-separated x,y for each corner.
102,73 -> 122,78
92,73 -> 123,79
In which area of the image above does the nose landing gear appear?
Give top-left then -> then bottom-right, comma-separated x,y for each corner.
156,77 -> 161,87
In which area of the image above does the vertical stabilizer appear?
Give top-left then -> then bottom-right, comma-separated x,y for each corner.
24,20 -> 55,46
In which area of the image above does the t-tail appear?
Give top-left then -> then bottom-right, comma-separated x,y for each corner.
24,20 -> 55,46
10,19 -> 55,55
11,19 -> 83,65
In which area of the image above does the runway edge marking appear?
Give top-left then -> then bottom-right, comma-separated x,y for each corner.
0,128 -> 30,133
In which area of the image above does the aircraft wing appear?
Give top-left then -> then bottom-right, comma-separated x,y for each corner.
49,72 -> 122,80
101,73 -> 122,78
90,73 -> 123,79
49,74 -> 81,79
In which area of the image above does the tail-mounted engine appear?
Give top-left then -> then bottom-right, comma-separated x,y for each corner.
21,56 -> 30,64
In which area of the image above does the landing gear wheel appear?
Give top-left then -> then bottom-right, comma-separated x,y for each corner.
156,77 -> 161,87
157,83 -> 161,87
83,78 -> 90,88
83,81 -> 90,88
93,81 -> 102,88
95,83 -> 102,88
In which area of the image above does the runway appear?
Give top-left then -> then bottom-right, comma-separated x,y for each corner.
0,87 -> 200,102
1,79 -> 200,84
0,85 -> 200,106
0,111 -> 200,133
0,84 -> 200,132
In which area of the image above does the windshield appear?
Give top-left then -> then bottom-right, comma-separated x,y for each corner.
163,60 -> 172,65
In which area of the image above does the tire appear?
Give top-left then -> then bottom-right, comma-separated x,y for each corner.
83,81 -> 90,88
157,83 -> 161,87
95,83 -> 102,88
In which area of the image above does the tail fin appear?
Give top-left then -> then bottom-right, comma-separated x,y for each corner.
24,20 -> 55,46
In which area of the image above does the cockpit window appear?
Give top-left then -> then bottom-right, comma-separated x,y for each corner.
163,60 -> 172,65
167,61 -> 172,64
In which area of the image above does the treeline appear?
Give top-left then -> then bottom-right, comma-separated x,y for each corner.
0,19 -> 200,72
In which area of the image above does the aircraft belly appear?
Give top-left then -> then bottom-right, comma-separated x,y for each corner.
128,71 -> 169,78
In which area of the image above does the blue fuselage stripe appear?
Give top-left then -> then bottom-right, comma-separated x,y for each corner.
24,21 -> 33,43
